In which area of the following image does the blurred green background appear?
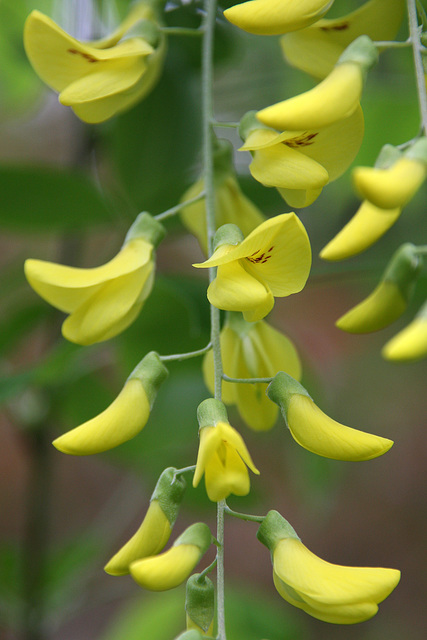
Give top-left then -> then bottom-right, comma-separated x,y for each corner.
0,1 -> 426,639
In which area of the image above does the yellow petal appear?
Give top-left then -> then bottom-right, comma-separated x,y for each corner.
217,422 -> 259,474
257,63 -> 362,131
204,445 -> 251,501
104,501 -> 171,576
286,394 -> 393,461
130,544 -> 201,591
353,158 -> 426,209
382,314 -> 427,362
92,3 -> 156,49
336,281 -> 407,333
52,378 -> 150,455
320,200 -> 401,261
277,187 -> 323,208
224,0 -> 334,36
255,322 -> 302,381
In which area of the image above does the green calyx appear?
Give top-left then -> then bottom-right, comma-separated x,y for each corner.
197,398 -> 229,430
213,224 -> 244,252
226,311 -> 257,338
338,35 -> 378,74
174,631 -> 204,640
124,212 -> 166,248
239,110 -> 271,141
185,573 -> 215,633
213,138 -> 234,185
175,523 -> 212,555
383,243 -> 423,301
257,510 -> 300,552
374,144 -> 402,170
266,372 -> 311,424
405,137 -> 427,165
151,467 -> 186,526
129,351 -> 169,407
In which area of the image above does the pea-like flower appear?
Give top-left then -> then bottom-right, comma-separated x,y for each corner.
53,351 -> 168,455
105,467 -> 186,576
203,312 -> 301,431
382,301 -> 427,362
25,213 -> 165,345
193,214 -> 311,322
193,399 -> 259,502
130,523 -> 212,591
267,372 -> 393,461
257,511 -> 401,624
224,0 -> 335,36
24,2 -> 166,123
281,0 -> 405,80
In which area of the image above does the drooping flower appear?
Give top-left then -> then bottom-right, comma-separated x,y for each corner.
257,36 -> 377,132
130,522 -> 212,591
105,467 -> 186,576
24,2 -> 166,123
281,0 -> 405,80
193,399 -> 259,502
336,244 -> 423,334
240,109 -> 364,208
257,511 -> 401,624
224,0 -> 335,36
267,372 -> 393,461
193,214 -> 311,322
185,573 -> 215,636
203,312 -> 301,431
382,301 -> 427,362
53,351 -> 168,455
25,213 -> 165,345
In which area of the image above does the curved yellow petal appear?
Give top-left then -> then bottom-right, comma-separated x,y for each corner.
320,200 -> 401,261
217,422 -> 259,473
257,63 -> 362,132
233,348 -> 278,431
382,313 -> 427,362
204,446 -> 251,501
277,187 -> 323,208
52,378 -> 150,455
353,158 -> 426,209
130,544 -> 201,591
104,501 -> 171,576
92,3 -> 156,48
255,322 -> 302,381
286,394 -> 393,461
224,0 -> 334,36
336,281 -> 407,333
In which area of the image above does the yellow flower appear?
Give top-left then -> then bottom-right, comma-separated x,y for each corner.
193,214 -> 311,322
53,351 -> 168,455
258,511 -> 401,624
24,2 -> 166,123
281,0 -> 405,79
203,312 -> 301,431
25,213 -> 165,345
382,301 -> 427,362
105,467 -> 186,576
267,372 -> 393,461
224,0 -> 335,36
336,244 -> 423,334
130,523 -> 212,591
193,399 -> 259,502
240,109 -> 364,208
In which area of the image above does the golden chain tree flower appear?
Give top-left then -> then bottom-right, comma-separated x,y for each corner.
203,312 -> 301,431
281,0 -> 405,80
185,573 -> 215,636
193,214 -> 311,322
257,511 -> 401,624
257,36 -> 377,132
24,2 -> 166,123
382,300 -> 427,362
105,467 -> 186,576
193,399 -> 259,502
130,522 -> 212,591
53,351 -> 168,455
25,213 -> 165,346
240,109 -> 364,208
336,244 -> 423,334
224,0 -> 335,37
268,372 -> 393,461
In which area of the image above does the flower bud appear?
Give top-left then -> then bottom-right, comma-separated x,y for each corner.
53,352 -> 168,455
104,467 -> 186,576
382,300 -> 427,362
130,522 -> 212,591
267,372 -> 393,461
185,574 -> 215,635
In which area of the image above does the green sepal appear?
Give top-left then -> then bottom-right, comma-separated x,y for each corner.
226,311 -> 256,337
174,631 -> 204,640
239,110 -> 271,142
150,467 -> 186,526
257,510 -> 300,553
213,224 -> 244,252
266,372 -> 311,425
174,523 -> 213,555
197,398 -> 229,430
383,243 -> 423,301
405,137 -> 427,165
374,144 -> 402,170
337,35 -> 378,74
124,212 -> 166,248
128,351 -> 169,407
185,573 -> 215,633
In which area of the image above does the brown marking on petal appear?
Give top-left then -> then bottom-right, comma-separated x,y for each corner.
268,246 -> 274,252
67,48 -> 98,63
246,247 -> 274,265
320,21 -> 350,32
284,132 -> 319,148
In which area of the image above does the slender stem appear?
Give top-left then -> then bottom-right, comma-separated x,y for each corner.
222,374 -> 273,384
197,558 -> 218,581
154,191 -> 206,222
211,121 -> 240,128
407,0 -> 427,135
216,499 -> 226,640
159,342 -> 212,362
160,26 -> 205,37
415,245 -> 427,254
173,465 -> 196,480
373,39 -> 412,48
224,506 -> 265,523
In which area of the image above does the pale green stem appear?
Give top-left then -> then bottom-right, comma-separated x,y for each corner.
154,191 -> 206,221
407,0 -> 427,135
222,374 -> 273,384
373,39 -> 412,48
159,343 -> 212,361
224,505 -> 265,524
160,26 -> 205,36
172,465 -> 196,481
197,558 -> 218,581
211,121 -> 240,128
415,245 -> 427,254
